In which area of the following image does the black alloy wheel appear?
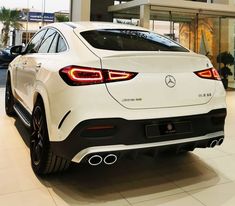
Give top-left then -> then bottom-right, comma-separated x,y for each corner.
30,99 -> 70,175
30,99 -> 50,174
31,105 -> 47,166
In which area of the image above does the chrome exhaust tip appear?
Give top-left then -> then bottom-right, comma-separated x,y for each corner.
209,140 -> 218,148
217,138 -> 224,145
88,155 -> 102,166
103,154 -> 118,165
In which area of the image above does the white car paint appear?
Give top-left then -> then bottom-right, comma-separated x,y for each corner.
8,22 -> 226,162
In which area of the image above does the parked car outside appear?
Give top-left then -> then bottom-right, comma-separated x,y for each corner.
5,22 -> 227,175
0,47 -> 18,68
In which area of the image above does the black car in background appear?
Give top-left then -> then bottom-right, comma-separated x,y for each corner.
0,47 -> 17,68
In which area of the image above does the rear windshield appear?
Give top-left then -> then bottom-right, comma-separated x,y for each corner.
80,29 -> 189,52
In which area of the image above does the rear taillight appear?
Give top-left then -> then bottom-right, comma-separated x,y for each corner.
194,68 -> 221,81
107,70 -> 133,81
212,68 -> 221,80
59,66 -> 137,86
61,67 -> 104,85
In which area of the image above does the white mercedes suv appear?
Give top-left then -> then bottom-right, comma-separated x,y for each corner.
6,22 -> 226,175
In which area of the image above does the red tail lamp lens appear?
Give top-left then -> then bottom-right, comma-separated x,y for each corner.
197,70 -> 212,78
195,68 -> 221,81
60,66 -> 137,86
108,71 -> 133,81
212,68 -> 221,80
60,67 -> 104,85
69,68 -> 103,82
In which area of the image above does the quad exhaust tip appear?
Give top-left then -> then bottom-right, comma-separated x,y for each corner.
217,138 -> 224,145
209,138 -> 224,148
88,154 -> 118,166
209,140 -> 218,148
103,154 -> 118,165
88,155 -> 102,166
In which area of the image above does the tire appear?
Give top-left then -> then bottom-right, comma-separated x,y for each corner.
30,98 -> 70,175
5,74 -> 16,116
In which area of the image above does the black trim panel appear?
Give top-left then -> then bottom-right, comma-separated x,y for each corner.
58,110 -> 71,129
51,108 -> 226,160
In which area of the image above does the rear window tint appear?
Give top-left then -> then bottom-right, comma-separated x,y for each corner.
80,29 -> 189,52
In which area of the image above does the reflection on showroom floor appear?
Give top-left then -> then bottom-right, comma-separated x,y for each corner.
228,81 -> 235,90
0,88 -> 235,206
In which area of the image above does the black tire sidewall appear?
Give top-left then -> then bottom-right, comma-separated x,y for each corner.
5,74 -> 15,116
30,99 -> 50,175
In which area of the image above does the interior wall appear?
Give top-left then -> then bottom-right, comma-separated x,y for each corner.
70,0 -> 114,22
90,0 -> 114,22
70,0 -> 91,21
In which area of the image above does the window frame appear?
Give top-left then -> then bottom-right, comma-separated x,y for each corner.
23,26 -> 69,55
48,33 -> 60,53
56,35 -> 68,53
47,27 -> 69,53
37,28 -> 58,54
23,29 -> 48,54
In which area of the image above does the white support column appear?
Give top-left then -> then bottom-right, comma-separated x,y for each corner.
140,5 -> 150,29
70,0 -> 91,21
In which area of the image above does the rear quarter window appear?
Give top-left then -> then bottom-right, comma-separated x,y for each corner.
80,29 -> 189,52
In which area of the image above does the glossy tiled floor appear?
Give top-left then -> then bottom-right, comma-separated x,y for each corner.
0,88 -> 234,206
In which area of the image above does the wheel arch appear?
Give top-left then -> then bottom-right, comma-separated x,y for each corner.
33,85 -> 55,142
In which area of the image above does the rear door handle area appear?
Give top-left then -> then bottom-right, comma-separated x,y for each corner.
21,62 -> 27,69
36,63 -> 42,68
35,63 -> 42,72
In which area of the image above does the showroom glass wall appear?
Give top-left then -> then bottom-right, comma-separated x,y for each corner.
114,11 -> 235,87
156,12 -> 235,87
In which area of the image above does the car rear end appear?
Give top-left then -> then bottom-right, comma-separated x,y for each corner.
51,23 -> 226,166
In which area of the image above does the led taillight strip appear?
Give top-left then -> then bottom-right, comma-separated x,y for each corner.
69,68 -> 103,82
194,68 -> 221,81
59,66 -> 138,86
108,71 -> 132,81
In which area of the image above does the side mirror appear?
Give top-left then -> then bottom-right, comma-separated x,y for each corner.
10,45 -> 23,55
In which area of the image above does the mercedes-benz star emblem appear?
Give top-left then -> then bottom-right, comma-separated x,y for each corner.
165,75 -> 176,88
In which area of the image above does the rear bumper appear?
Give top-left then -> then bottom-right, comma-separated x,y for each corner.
71,131 -> 224,163
50,108 -> 226,163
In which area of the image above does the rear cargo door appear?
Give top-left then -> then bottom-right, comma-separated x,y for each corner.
101,52 -> 215,109
76,28 -> 216,109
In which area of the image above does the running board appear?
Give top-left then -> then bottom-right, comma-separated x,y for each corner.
13,103 -> 31,128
